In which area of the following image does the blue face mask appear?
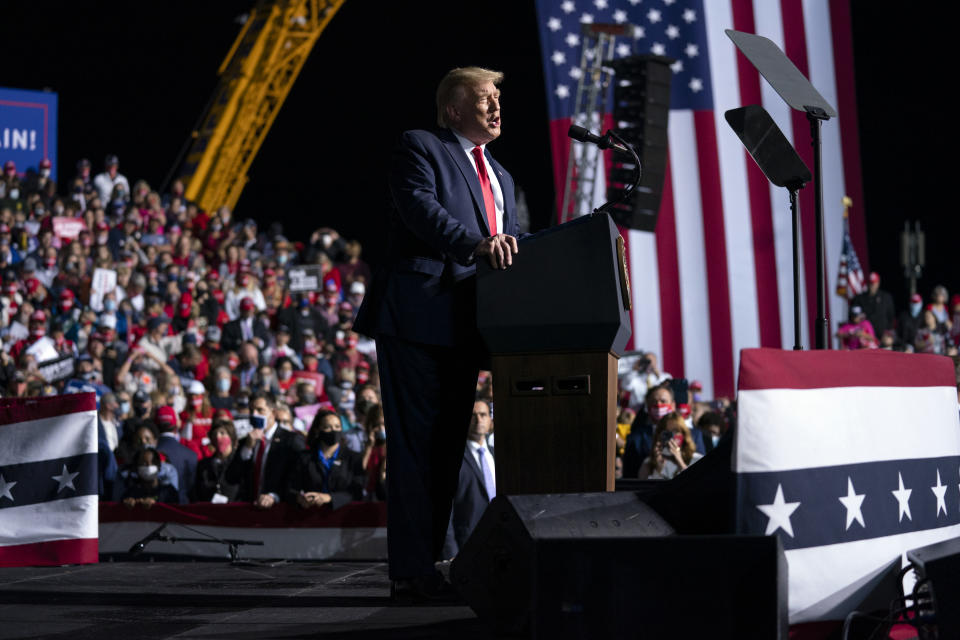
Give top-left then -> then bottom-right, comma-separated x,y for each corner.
104,299 -> 117,312
217,378 -> 231,392
120,401 -> 131,415
911,302 -> 923,317
711,435 -> 721,447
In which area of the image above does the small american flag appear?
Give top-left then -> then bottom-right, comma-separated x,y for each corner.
836,199 -> 864,300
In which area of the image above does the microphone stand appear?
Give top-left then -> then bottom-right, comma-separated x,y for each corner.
594,129 -> 641,215
128,522 -> 265,564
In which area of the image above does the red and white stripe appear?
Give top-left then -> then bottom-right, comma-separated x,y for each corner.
0,393 -> 98,566
619,0 -> 866,398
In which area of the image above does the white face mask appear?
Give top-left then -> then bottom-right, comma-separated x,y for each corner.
137,465 -> 159,481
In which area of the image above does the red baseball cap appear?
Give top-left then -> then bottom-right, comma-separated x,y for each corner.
156,406 -> 177,427
239,297 -> 255,311
30,309 -> 47,323
868,272 -> 880,284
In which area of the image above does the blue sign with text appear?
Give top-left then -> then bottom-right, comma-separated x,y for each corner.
0,86 -> 58,182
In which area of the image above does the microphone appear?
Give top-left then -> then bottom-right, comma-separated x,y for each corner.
568,125 -> 630,154
128,523 -> 166,555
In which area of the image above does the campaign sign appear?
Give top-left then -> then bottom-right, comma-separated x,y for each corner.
37,354 -> 75,383
0,86 -> 58,181
288,266 -> 324,293
53,216 -> 86,240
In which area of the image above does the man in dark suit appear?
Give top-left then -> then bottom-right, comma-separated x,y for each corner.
227,392 -> 306,507
355,66 -> 519,600
222,297 -> 270,353
444,400 -> 496,558
154,405 -> 197,504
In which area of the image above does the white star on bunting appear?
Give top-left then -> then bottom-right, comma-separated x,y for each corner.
547,17 -> 562,32
757,483 -> 801,537
670,60 -> 684,73
593,0 -> 608,9
838,477 -> 866,530
616,43 -> 632,57
52,464 -> 80,493
0,474 -> 16,502
665,25 -> 679,39
561,1 -> 576,14
685,43 -> 699,58
689,78 -> 703,93
556,85 -> 570,99
647,8 -> 662,23
932,469 -> 948,517
892,472 -> 913,522
633,25 -> 646,39
682,8 -> 697,23
651,42 -> 666,55
580,12 -> 594,23
552,51 -> 567,65
613,9 -> 627,23
565,33 -> 580,47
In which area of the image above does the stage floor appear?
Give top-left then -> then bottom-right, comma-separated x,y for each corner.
0,561 -> 489,639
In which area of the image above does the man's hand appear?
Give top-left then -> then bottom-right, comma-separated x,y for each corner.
474,234 -> 519,270
255,493 -> 276,509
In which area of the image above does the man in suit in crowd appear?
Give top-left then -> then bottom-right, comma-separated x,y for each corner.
355,66 -> 519,601
154,405 -> 197,504
222,297 -> 270,353
227,392 -> 305,508
444,400 -> 496,558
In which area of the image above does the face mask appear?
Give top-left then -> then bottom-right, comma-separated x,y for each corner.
306,360 -> 319,373
301,392 -> 317,405
692,392 -> 702,403
137,465 -> 159,481
911,302 -> 923,316
217,378 -> 231,392
97,234 -> 108,245
134,404 -> 148,418
650,402 -> 672,421
711,435 -> 721,447
279,369 -> 292,381
216,434 -> 232,455
355,398 -> 373,416
375,428 -> 386,442
104,299 -> 116,312
40,169 -> 51,178
45,258 -> 56,268
31,327 -> 46,339
228,357 -> 239,369
251,414 -> 267,430
120,401 -> 131,415
53,205 -> 64,215
171,394 -> 186,414
191,396 -> 204,409
9,189 -> 19,199
317,429 -> 338,447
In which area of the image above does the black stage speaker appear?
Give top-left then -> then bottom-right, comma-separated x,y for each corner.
908,536 -> 960,637
531,535 -> 788,640
607,55 -> 673,233
450,492 -> 674,634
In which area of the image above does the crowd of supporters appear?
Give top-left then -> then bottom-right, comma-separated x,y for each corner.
0,155 -> 384,508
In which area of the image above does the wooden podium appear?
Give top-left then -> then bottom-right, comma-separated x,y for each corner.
476,213 -> 632,495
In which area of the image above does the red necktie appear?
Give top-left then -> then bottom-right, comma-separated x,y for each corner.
471,146 -> 498,236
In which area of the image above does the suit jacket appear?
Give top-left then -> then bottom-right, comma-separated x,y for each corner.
446,444 -> 494,557
227,427 -> 307,501
221,316 -> 270,353
285,446 -> 365,509
155,434 -> 198,504
355,128 -> 518,347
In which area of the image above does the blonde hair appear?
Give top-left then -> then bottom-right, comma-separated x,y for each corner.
436,66 -> 504,128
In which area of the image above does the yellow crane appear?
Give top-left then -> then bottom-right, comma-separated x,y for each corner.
177,0 -> 346,212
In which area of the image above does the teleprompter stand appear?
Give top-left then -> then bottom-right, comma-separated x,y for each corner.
725,105 -> 811,350
725,30 -> 836,349
476,213 -> 632,494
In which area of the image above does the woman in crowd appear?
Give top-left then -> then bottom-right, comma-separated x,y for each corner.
287,410 -> 364,509
194,419 -> 241,502
120,446 -> 179,506
638,411 -> 702,480
361,403 -> 387,501
928,285 -> 952,327
836,305 -> 878,350
915,308 -> 949,354
181,379 -> 214,458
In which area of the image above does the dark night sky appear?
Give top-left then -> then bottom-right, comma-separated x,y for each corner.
0,2 -> 953,307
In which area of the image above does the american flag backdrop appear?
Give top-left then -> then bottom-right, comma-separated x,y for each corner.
534,0 -> 867,398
